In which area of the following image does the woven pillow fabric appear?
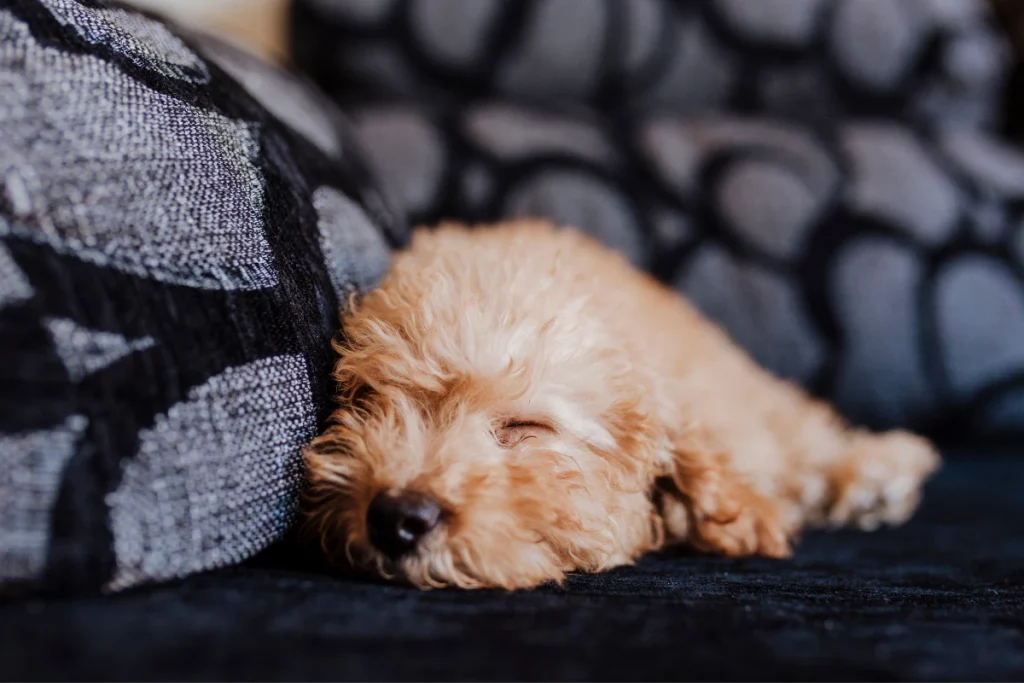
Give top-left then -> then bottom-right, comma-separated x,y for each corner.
0,0 -> 403,595
291,0 -> 1010,129
342,101 -> 1024,440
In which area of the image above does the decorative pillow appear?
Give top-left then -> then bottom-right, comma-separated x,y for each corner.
291,0 -> 1011,129
342,101 -> 1024,440
0,0 -> 403,595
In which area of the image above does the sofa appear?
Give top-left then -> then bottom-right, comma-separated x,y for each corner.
1,0 -> 1023,680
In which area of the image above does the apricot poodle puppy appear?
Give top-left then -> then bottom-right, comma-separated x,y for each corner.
304,220 -> 939,589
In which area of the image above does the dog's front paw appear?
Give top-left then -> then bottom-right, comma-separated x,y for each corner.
690,486 -> 793,559
827,431 -> 940,531
665,444 -> 795,559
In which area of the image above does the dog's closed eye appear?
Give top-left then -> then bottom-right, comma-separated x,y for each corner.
493,419 -> 554,448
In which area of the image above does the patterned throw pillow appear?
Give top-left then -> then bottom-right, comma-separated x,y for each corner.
342,102 -> 1024,440
291,0 -> 1010,128
0,0 -> 403,595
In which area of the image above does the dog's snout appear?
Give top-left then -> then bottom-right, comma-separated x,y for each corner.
366,491 -> 442,559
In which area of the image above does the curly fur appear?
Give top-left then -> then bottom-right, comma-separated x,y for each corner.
304,220 -> 940,589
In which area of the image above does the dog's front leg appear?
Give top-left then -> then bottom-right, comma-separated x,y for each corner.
656,434 -> 794,558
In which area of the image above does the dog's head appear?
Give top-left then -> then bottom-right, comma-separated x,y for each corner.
303,224 -> 665,589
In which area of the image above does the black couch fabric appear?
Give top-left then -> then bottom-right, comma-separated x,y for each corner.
2,455 -> 1021,681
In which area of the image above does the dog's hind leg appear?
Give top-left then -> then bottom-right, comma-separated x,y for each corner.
758,382 -> 941,532
818,429 -> 940,530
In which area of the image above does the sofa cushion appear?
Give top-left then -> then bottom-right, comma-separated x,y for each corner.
343,101 -> 1024,439
292,0 -> 1011,129
0,0 -> 403,595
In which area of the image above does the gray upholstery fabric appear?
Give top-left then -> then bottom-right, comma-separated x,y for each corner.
0,0 -> 400,595
344,103 -> 1024,437
293,0 -> 1011,129
287,0 -> 1023,440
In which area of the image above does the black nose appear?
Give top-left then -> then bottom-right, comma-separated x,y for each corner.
366,491 -> 442,559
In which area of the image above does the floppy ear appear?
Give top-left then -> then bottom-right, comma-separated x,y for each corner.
656,429 -> 793,558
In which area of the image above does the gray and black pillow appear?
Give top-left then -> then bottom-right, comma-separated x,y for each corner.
291,0 -> 1011,129
0,0 -> 403,595
287,0 -> 1024,442
342,102 -> 1024,441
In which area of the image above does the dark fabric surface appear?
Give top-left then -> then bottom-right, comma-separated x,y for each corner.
2,454 -> 1021,681
991,0 -> 1024,142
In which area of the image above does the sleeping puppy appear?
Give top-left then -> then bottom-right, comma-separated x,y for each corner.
304,220 -> 939,589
